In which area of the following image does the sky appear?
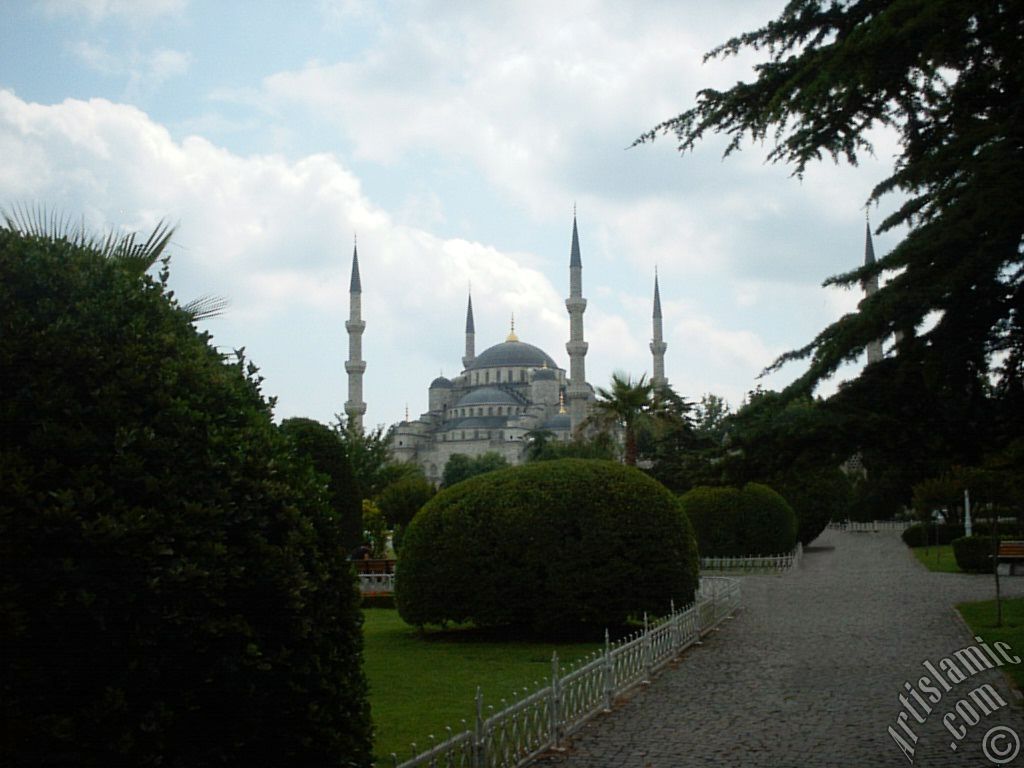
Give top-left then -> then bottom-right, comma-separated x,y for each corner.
0,0 -> 906,429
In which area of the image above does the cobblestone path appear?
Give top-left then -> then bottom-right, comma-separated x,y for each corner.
542,530 -> 1024,768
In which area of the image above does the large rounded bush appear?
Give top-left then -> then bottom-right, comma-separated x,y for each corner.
395,459 -> 698,632
0,230 -> 371,767
952,535 -> 996,573
771,463 -> 852,546
680,482 -> 798,556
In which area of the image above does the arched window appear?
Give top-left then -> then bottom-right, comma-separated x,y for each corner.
485,370 -> 490,383
488,406 -> 493,415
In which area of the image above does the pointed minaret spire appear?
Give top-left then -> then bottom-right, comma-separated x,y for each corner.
863,218 -> 883,365
462,290 -> 476,369
565,211 -> 589,429
344,239 -> 367,430
650,269 -> 668,388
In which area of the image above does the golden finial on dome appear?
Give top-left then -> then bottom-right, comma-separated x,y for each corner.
506,313 -> 519,342
558,390 -> 567,414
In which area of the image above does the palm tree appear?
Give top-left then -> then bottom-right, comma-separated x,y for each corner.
586,372 -> 656,466
1,205 -> 227,321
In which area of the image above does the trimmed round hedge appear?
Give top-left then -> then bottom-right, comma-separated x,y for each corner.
395,459 -> 698,632
0,229 -> 371,766
951,535 -> 996,573
679,483 -> 798,557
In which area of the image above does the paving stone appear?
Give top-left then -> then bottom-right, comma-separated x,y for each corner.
542,531 -> 1024,768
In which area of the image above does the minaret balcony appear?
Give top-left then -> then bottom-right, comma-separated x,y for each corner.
565,297 -> 587,313
565,340 -> 589,356
345,320 -> 366,333
345,361 -> 367,374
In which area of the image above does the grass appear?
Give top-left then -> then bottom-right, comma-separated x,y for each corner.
912,544 -> 962,573
956,596 -> 1024,690
363,608 -> 604,762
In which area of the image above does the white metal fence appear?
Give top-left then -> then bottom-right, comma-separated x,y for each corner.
827,519 -> 912,532
699,542 -> 803,572
377,576 -> 741,768
360,573 -> 396,596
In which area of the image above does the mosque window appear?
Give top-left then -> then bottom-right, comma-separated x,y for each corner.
520,369 -> 526,382
473,430 -> 479,439
461,431 -> 465,440
488,407 -> 493,415
496,369 -> 502,383
485,371 -> 490,383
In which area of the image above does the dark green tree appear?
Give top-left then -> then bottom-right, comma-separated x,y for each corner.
640,0 -> 1023,471
375,472 -> 435,529
441,451 -> 510,487
334,421 -> 413,501
694,393 -> 731,445
279,417 -> 363,552
523,428 -> 556,461
0,226 -> 372,767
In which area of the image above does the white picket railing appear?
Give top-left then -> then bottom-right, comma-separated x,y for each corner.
378,576 -> 741,768
699,542 -> 803,572
360,573 -> 396,596
827,519 -> 912,532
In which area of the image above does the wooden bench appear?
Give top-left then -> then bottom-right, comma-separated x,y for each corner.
997,541 -> 1024,575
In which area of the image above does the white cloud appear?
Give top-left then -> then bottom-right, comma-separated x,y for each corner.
70,41 -> 191,96
40,0 -> 187,22
0,90 -> 585,425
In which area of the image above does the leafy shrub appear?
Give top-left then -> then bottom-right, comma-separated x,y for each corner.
396,459 -> 698,632
376,473 -> 435,529
952,536 -> 996,573
771,463 -> 853,546
901,523 -> 993,547
441,451 -> 509,487
680,483 -> 798,557
0,229 -> 371,767
280,416 -> 363,551
362,499 -> 388,557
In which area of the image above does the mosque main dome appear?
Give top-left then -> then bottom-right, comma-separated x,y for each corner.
469,340 -> 558,370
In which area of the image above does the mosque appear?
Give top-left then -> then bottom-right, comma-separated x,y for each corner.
342,215 -> 887,484
341,216 -> 668,484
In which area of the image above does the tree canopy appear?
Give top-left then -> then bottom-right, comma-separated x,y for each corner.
640,0 -> 1023,420
0,226 -> 371,766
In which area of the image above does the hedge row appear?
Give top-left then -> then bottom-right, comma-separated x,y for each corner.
396,459 -> 699,633
902,522 -> 997,547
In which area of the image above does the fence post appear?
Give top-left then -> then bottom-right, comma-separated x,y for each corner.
603,629 -> 613,712
550,652 -> 561,750
642,613 -> 653,683
473,686 -> 484,768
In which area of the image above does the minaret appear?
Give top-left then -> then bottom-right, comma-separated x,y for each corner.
565,213 -> 589,429
344,240 -> 367,430
462,292 -> 475,370
650,269 -> 668,388
863,220 -> 883,365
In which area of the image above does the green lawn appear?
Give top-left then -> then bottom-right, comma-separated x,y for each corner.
956,597 -> 1024,690
363,608 -> 603,763
912,544 -> 962,573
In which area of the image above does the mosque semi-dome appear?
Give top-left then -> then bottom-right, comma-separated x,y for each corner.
469,340 -> 558,370
454,386 -> 522,407
430,376 -> 453,389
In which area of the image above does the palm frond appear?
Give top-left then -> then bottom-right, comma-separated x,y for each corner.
181,294 -> 230,322
2,204 -> 227,321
